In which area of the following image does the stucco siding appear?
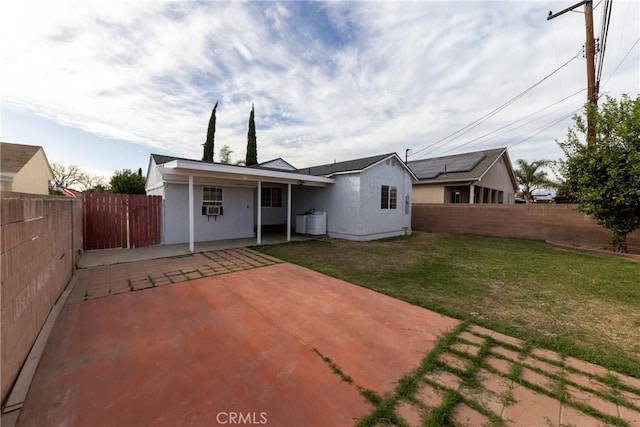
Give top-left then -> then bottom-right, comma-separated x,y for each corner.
358,160 -> 412,239
291,175 -> 361,236
145,159 -> 164,191
478,155 -> 516,203
11,150 -> 52,195
162,183 -> 254,244
412,185 -> 445,203
292,158 -> 413,241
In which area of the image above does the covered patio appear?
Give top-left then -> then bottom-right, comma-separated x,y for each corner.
146,155 -> 334,251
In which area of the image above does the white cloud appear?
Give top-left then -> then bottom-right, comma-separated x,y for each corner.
2,0 -> 638,171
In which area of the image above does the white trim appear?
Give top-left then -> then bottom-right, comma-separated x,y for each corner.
287,183 -> 291,242
257,181 -> 262,245
188,175 -> 194,252
163,159 -> 334,186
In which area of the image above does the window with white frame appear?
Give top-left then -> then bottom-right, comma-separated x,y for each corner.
380,185 -> 397,209
261,187 -> 282,208
203,187 -> 223,206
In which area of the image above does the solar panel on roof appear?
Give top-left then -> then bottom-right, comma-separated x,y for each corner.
412,153 -> 486,179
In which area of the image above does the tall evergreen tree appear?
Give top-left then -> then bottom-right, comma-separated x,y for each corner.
246,104 -> 258,166
202,101 -> 217,162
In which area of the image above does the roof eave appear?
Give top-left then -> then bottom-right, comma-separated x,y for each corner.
162,159 -> 334,185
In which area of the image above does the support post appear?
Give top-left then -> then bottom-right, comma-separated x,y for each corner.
547,0 -> 597,147
189,175 -> 194,252
287,183 -> 292,242
257,181 -> 262,245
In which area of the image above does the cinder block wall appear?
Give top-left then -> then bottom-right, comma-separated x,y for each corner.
1,192 -> 83,402
412,203 -> 640,253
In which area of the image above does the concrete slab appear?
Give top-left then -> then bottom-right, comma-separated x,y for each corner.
17,263 -> 458,426
77,234 -> 310,268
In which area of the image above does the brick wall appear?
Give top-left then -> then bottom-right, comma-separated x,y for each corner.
412,203 -> 640,253
1,192 -> 83,402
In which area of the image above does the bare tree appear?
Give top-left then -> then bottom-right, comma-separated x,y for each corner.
78,173 -> 107,192
51,163 -> 87,189
51,162 -> 107,191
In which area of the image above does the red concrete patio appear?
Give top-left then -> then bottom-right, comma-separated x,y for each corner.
12,249 -> 640,426
16,261 -> 457,426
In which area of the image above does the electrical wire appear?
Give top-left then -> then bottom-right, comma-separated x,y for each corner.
601,36 -> 640,90
595,0 -> 613,93
409,49 -> 582,159
508,107 -> 582,149
436,89 -> 586,156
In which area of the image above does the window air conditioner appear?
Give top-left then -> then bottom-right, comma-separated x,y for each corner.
205,205 -> 221,216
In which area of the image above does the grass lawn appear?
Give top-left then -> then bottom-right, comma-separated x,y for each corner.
255,232 -> 640,377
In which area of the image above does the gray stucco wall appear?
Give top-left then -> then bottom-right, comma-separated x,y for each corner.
292,159 -> 412,241
163,183 -> 254,244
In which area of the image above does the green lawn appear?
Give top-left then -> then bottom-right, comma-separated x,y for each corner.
255,232 -> 640,377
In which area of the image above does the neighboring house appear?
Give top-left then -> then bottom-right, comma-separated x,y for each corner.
145,152 -> 416,250
0,142 -> 54,195
408,147 -> 517,204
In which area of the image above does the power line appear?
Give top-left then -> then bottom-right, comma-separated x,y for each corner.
601,36 -> 640,90
508,107 -> 582,150
436,89 -> 586,156
409,49 -> 582,159
595,0 -> 613,95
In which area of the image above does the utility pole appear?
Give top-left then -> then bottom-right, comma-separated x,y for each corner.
547,0 -> 597,147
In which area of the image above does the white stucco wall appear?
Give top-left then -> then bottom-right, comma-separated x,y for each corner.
162,183 -> 254,244
145,158 -> 165,191
357,159 -> 412,240
292,176 -> 360,235
292,158 -> 413,241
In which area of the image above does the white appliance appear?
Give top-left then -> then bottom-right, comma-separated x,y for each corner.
296,214 -> 307,234
306,211 -> 327,235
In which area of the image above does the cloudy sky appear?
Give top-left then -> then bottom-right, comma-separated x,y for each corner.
2,0 -> 639,183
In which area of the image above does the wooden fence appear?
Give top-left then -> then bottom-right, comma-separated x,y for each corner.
83,193 -> 161,250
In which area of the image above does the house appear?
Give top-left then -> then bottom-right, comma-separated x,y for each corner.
0,142 -> 54,195
145,152 -> 416,250
408,147 -> 517,204
293,153 -> 416,241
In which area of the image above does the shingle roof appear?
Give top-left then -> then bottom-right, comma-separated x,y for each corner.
151,153 -> 196,165
296,153 -> 396,176
1,142 -> 42,174
408,148 -> 508,182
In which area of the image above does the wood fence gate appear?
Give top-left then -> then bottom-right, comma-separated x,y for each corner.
83,193 -> 162,250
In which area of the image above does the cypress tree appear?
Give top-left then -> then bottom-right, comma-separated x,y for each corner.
202,101 -> 217,162
246,104 -> 258,166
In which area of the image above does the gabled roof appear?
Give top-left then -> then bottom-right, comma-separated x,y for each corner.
296,153 -> 416,179
408,147 -> 514,186
250,157 -> 296,171
1,142 -> 42,173
151,153 -> 204,166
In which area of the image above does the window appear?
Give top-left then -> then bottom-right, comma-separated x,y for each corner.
381,185 -> 397,209
451,190 -> 461,204
203,187 -> 223,206
261,187 -> 282,208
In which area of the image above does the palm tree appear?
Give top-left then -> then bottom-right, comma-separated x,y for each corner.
515,159 -> 556,203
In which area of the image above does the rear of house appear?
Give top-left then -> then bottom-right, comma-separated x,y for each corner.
145,152 -> 416,247
293,153 -> 416,241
